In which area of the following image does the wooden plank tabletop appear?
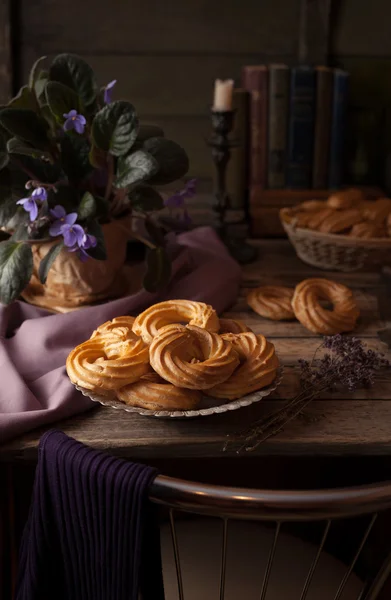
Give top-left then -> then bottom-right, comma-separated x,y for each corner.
2,240 -> 391,461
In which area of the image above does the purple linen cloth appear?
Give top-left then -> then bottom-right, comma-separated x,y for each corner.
0,227 -> 241,443
16,430 -> 164,600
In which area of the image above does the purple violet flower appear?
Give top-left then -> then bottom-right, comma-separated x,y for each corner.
16,187 -> 48,222
104,80 -> 117,104
63,110 -> 87,134
69,232 -> 97,261
164,178 -> 197,208
49,206 -> 84,247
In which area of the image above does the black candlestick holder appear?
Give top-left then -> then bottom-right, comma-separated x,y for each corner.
209,109 -> 257,264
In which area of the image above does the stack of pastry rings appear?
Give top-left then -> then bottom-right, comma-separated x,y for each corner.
66,300 -> 279,409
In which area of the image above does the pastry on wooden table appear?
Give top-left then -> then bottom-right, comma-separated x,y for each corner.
66,330 -> 151,393
318,208 -> 361,234
132,299 -> 220,344
292,278 -> 360,335
219,318 -> 251,334
349,222 -> 386,239
247,285 -> 295,320
149,324 -> 239,390
327,188 -> 364,209
117,372 -> 201,411
205,332 -> 279,400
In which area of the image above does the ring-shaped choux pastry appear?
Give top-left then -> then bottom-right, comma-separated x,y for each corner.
149,324 -> 239,390
327,188 -> 364,210
219,318 -> 251,334
205,332 -> 279,400
247,286 -> 295,320
91,316 -> 136,341
117,372 -> 201,411
66,326 -> 150,393
132,300 -> 220,344
318,209 -> 361,234
292,278 -> 360,335
349,222 -> 386,239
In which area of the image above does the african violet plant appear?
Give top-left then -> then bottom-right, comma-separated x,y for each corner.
0,53 -> 191,304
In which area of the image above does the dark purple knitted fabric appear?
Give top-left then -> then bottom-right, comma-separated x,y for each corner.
15,430 -> 164,600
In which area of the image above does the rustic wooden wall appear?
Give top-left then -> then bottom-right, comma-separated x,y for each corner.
16,0 -> 331,181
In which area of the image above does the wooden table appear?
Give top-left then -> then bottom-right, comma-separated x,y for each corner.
2,240 -> 391,462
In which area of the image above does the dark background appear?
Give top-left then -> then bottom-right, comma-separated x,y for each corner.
1,0 -> 390,186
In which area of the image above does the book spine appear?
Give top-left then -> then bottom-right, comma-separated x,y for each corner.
225,89 -> 249,209
312,66 -> 333,188
286,66 -> 316,188
241,65 -> 268,188
328,70 -> 349,189
267,64 -> 289,188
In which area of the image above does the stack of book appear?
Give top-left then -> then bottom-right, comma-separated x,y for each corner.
226,65 -> 350,235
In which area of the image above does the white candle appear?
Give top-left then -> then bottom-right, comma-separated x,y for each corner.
213,79 -> 234,111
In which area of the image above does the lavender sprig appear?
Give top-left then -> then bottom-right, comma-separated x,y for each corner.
225,335 -> 390,453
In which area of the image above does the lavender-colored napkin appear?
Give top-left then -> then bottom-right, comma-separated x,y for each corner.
0,227 -> 241,444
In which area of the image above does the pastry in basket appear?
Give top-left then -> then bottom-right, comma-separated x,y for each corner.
219,318 -> 251,334
298,200 -> 327,212
292,278 -> 360,335
205,332 -> 279,400
132,299 -> 219,344
318,208 -> 361,234
117,372 -> 201,411
349,222 -> 386,239
247,285 -> 295,320
149,323 -> 239,390
327,188 -> 364,209
66,325 -> 150,393
295,208 -> 334,230
361,198 -> 391,225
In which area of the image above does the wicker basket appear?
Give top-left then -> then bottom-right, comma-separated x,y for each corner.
280,207 -> 391,272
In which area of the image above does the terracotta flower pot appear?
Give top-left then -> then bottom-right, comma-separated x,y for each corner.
22,216 -> 136,313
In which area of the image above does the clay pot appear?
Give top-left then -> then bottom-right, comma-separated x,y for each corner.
22,216 -> 135,312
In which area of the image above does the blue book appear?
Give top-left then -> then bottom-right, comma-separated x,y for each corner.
286,66 -> 316,188
328,70 -> 349,188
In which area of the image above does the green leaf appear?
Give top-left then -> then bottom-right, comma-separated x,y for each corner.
29,56 -> 47,90
0,133 -> 8,169
8,153 -> 61,183
130,184 -> 164,211
144,217 -> 165,245
137,124 -> 165,142
35,71 -> 49,104
0,108 -> 50,150
45,81 -> 81,120
93,196 -> 110,221
92,101 -> 139,156
60,135 -> 92,183
7,137 -> 53,161
49,53 -> 98,108
0,241 -> 33,304
8,86 -> 38,111
89,143 -> 107,169
78,192 -> 96,220
143,246 -> 171,292
85,220 -> 107,260
0,191 -> 17,227
38,241 -> 63,284
143,137 -> 189,184
116,150 -> 158,188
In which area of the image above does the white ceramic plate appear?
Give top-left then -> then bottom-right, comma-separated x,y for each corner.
75,366 -> 284,419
